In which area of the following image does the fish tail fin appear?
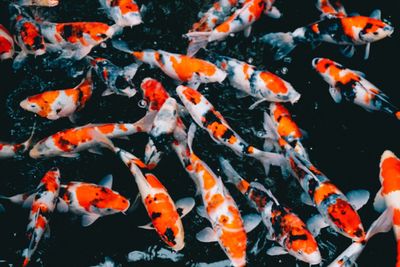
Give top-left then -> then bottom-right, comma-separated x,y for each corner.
21,121 -> 36,152
365,207 -> 393,240
133,111 -> 157,133
218,157 -> 243,186
112,39 -> 134,54
260,32 -> 298,60
187,123 -> 197,153
110,24 -> 124,37
185,32 -> 211,57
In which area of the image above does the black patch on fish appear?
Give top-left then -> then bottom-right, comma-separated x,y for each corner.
177,208 -> 183,216
361,23 -> 373,35
151,212 -> 162,219
307,178 -> 319,196
115,76 -> 130,90
61,25 -> 73,39
289,234 -> 308,242
163,227 -> 176,245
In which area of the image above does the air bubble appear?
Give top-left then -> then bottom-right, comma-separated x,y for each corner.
100,43 -> 107,48
138,100 -> 148,108
248,57 -> 254,64
283,57 -> 292,63
281,67 -> 288,75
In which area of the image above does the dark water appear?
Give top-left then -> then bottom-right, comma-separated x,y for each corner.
0,0 -> 399,266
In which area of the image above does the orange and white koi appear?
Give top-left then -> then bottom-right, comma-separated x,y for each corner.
373,150 -> 400,267
16,0 -> 59,6
99,0 -> 142,27
29,112 -> 155,158
1,168 -> 61,267
140,78 -> 170,112
90,57 -> 138,98
313,58 -> 400,119
57,174 -> 130,226
20,70 -> 93,121
0,125 -> 35,159
111,146 -> 194,251
211,54 -> 300,108
112,40 -> 227,89
176,85 -> 286,170
0,24 -> 14,61
261,0 -> 394,60
186,0 -> 274,57
263,112 -> 369,242
41,22 -> 119,60
220,158 -> 321,265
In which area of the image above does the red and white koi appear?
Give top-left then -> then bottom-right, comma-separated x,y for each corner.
263,112 -> 369,242
99,0 -> 142,27
211,54 -> 300,108
186,0 -> 272,57
16,0 -> 59,6
176,85 -> 286,170
313,58 -> 400,119
112,40 -> 227,89
29,112 -> 155,158
20,71 -> 93,121
220,158 -> 322,265
261,0 -> 394,60
112,147 -> 194,251
90,57 -> 138,98
373,150 -> 400,267
140,78 -> 170,112
57,174 -> 130,226
0,24 -> 14,61
41,22 -> 119,60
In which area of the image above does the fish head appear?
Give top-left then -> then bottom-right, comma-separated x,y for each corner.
311,57 -> 340,84
98,191 -> 130,215
140,78 -> 169,111
358,18 -> 394,43
20,97 -> 43,115
29,139 -> 55,159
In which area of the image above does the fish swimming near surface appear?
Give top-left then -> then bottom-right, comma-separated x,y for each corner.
20,70 -> 93,121
0,24 -> 15,61
261,0 -> 394,60
210,54 -> 300,108
112,40 -> 227,89
57,174 -> 130,226
99,0 -> 142,28
312,57 -> 400,119
219,158 -> 322,265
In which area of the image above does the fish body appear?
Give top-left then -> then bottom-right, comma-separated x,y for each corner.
0,24 -> 15,60
20,71 -> 93,120
90,57 -> 138,98
41,22 -> 118,60
22,168 -> 61,267
99,0 -> 142,27
17,0 -> 59,6
140,78 -> 170,112
29,112 -> 154,158
212,54 -> 300,104
220,159 -> 321,264
313,58 -> 400,119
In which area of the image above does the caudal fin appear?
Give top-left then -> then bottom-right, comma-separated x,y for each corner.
260,32 -> 297,60
112,39 -> 134,54
185,32 -> 211,57
219,157 -> 243,185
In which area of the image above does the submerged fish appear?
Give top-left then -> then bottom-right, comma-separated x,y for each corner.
99,0 -> 142,27
313,57 -> 400,119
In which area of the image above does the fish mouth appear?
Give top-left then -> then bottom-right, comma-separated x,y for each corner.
311,58 -> 322,68
19,99 -> 30,110
29,149 -> 39,159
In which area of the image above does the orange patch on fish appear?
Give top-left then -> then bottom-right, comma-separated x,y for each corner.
111,0 -> 139,15
35,215 -> 47,229
170,55 -> 217,82
26,90 -> 60,118
381,156 -> 400,195
182,87 -> 202,104
97,124 -> 116,134
75,184 -> 129,211
140,79 -> 169,111
207,122 -> 228,138
145,173 -> 165,189
56,22 -> 111,44
206,193 -> 224,213
259,72 -> 289,94
313,182 -> 340,205
393,208 -> 400,226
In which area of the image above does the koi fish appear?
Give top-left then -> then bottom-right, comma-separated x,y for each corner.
190,0 -> 239,32
210,54 -> 300,108
10,4 -> 46,68
0,168 -> 61,267
111,146 -> 194,251
20,70 -> 93,121
261,0 -> 394,60
16,0 -> 59,6
219,158 -> 322,265
57,174 -> 130,226
316,0 -> 347,18
186,0 -> 277,57
263,112 -> 369,242
99,0 -> 142,27
373,150 -> 400,267
90,57 -> 138,98
176,85 -> 286,171
29,112 -> 155,158
149,97 -> 178,146
0,24 -> 15,61
0,125 -> 35,159
140,78 -> 170,112
112,40 -> 227,89
41,22 -> 119,60
312,58 -> 400,119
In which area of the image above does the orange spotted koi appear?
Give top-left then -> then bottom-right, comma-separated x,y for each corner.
220,158 -> 322,265
176,85 -> 286,171
20,70 -> 93,121
112,40 -> 227,89
99,0 -> 142,27
263,112 -> 369,242
211,54 -> 300,108
186,0 -> 278,57
57,174 -> 130,226
261,0 -> 394,60
41,21 -> 120,60
0,24 -> 14,61
313,58 -> 400,120
29,112 -> 155,158
0,168 -> 61,267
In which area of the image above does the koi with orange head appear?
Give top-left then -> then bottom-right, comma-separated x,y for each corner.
99,0 -> 142,27
313,58 -> 400,120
